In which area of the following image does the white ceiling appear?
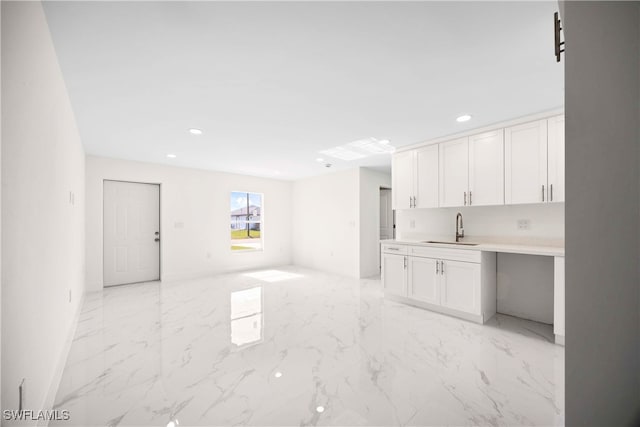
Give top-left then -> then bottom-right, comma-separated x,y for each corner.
42,1 -> 563,180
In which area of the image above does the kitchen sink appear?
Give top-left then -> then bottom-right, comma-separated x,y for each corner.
424,240 -> 479,246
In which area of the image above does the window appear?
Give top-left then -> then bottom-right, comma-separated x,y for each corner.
230,191 -> 263,251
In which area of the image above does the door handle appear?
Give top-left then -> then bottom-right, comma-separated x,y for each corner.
542,185 -> 545,202
550,184 -> 553,202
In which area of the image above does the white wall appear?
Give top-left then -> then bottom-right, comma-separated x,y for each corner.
292,168 -> 360,278
86,156 -> 292,290
1,0 -> 86,419
359,168 -> 391,278
396,203 -> 564,241
564,2 -> 640,425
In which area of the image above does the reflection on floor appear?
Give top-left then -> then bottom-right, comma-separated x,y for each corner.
52,266 -> 564,426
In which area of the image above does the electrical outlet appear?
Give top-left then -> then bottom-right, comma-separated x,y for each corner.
517,219 -> 531,230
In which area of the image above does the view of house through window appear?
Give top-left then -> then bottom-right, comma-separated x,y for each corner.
230,191 -> 263,251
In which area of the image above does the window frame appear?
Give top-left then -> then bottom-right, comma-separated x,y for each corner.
229,191 -> 264,253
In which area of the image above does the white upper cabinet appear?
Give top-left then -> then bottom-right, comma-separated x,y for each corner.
547,115 -> 565,203
392,150 -> 415,210
504,119 -> 548,204
392,113 -> 564,209
468,129 -> 505,206
415,145 -> 439,208
439,137 -> 469,207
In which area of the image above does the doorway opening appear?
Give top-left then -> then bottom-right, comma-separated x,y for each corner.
379,187 -> 394,270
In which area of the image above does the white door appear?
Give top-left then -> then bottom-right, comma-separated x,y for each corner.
439,137 -> 469,207
104,180 -> 160,287
408,256 -> 440,305
415,145 -> 439,208
547,115 -> 565,203
392,151 -> 414,209
505,120 -> 548,204
379,189 -> 394,240
382,253 -> 406,297
440,260 -> 480,315
468,130 -> 504,206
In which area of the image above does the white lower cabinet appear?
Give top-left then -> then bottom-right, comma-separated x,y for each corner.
382,252 -> 407,297
408,256 -> 440,305
440,260 -> 481,315
382,244 -> 496,323
553,256 -> 565,345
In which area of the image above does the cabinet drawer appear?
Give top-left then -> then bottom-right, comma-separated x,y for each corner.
382,244 -> 408,255
409,245 -> 481,263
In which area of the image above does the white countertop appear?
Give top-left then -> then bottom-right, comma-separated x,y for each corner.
381,236 -> 564,257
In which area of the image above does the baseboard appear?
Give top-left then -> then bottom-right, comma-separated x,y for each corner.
38,291 -> 85,427
555,334 -> 565,346
385,293 -> 485,324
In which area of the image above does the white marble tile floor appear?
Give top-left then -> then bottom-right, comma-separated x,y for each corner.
52,266 -> 564,427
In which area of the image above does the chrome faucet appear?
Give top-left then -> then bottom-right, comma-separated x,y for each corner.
455,212 -> 464,242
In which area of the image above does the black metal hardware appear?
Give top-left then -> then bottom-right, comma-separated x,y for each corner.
554,12 -> 565,62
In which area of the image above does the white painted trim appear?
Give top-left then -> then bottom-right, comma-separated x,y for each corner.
555,335 -> 565,346
396,108 -> 565,153
38,292 -> 85,427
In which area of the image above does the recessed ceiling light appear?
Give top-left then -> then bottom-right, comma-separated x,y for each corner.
188,128 -> 203,135
316,158 -> 324,162
456,114 -> 472,123
166,419 -> 179,427
166,154 -> 177,158
316,406 -> 325,413
274,372 -> 283,378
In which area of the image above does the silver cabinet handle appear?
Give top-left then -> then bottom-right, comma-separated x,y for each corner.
441,260 -> 444,275
464,192 -> 467,206
387,247 -> 400,251
436,259 -> 439,275
404,256 -> 407,269
469,191 -> 472,206
413,196 -> 417,208
542,185 -> 545,202
550,184 -> 553,202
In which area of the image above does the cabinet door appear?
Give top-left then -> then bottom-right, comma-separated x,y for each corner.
504,120 -> 548,204
408,256 -> 440,305
553,256 -> 565,337
382,253 -> 407,297
547,115 -> 565,203
468,130 -> 504,206
415,145 -> 439,208
439,137 -> 469,207
440,260 -> 480,315
392,151 -> 415,210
